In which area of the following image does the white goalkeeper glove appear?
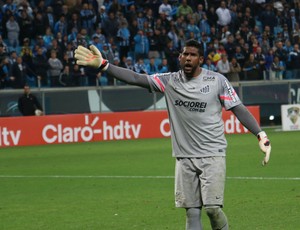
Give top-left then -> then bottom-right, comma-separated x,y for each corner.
257,131 -> 271,166
74,45 -> 109,70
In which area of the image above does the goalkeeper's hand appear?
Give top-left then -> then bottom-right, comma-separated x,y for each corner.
74,45 -> 109,70
257,131 -> 271,166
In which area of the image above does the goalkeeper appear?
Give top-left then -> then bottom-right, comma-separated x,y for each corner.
74,39 -> 271,230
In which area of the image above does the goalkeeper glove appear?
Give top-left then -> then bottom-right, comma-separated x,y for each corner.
74,45 -> 109,70
257,131 -> 271,166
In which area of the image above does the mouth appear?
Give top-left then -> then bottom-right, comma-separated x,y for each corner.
184,64 -> 193,72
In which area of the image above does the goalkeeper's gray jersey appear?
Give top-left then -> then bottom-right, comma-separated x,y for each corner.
147,68 -> 241,157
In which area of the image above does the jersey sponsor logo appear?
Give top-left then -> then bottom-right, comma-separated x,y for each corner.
224,80 -> 237,102
203,76 -> 215,81
199,85 -> 210,94
174,99 -> 207,112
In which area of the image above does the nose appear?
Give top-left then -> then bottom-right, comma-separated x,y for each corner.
186,54 -> 192,61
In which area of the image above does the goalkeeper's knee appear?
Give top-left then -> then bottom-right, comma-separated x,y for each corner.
204,205 -> 228,230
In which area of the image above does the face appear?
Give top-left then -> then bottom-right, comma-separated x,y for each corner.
24,86 -> 30,94
179,46 -> 203,78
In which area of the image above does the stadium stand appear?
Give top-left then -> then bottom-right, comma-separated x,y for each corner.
0,0 -> 299,89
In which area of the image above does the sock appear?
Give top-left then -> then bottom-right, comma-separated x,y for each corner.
204,206 -> 228,230
185,207 -> 203,230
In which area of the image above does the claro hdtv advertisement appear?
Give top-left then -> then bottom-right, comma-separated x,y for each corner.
0,107 -> 259,148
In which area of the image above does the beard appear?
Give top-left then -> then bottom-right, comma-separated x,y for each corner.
182,63 -> 197,78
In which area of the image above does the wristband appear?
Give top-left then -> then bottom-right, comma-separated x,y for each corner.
98,59 -> 109,71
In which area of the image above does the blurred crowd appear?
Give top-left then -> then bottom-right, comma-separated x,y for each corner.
1,0 -> 300,89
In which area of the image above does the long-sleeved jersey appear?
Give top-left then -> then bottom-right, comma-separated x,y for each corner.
105,65 -> 260,158
147,68 -> 241,157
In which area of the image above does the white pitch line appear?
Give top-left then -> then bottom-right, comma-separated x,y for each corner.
0,175 -> 299,180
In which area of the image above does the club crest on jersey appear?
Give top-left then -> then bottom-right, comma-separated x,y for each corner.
199,85 -> 210,94
203,76 -> 215,82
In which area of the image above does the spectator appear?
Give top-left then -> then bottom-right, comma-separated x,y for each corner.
289,43 -> 300,79
254,47 -> 266,80
125,56 -> 134,71
80,3 -> 96,34
2,0 -> 17,15
6,14 -> 20,48
109,0 -> 121,15
157,11 -> 170,31
176,0 -> 193,20
117,21 -> 131,60
47,39 -> 63,60
136,10 -> 146,31
259,4 -> 276,34
133,30 -> 149,61
96,5 -> 108,29
8,50 -> 17,65
270,55 -> 285,80
193,4 -> 205,26
164,40 -> 179,72
61,4 -> 71,24
264,48 -> 274,80
243,53 -> 260,80
202,58 -> 217,71
9,56 -> 31,88
54,14 -> 67,37
282,23 -> 291,42
71,64 -> 85,86
146,57 -> 159,75
0,57 -> 10,89
174,15 -> 187,32
68,12 -> 81,34
0,35 -> 9,54
45,6 -> 55,30
48,50 -> 63,87
167,25 -> 179,50
134,57 -> 147,74
216,1 -> 231,31
176,28 -> 187,51
92,27 -> 106,45
148,29 -> 160,59
227,57 -> 241,82
125,4 -> 137,25
18,85 -> 43,116
199,13 -> 211,36
158,58 -> 169,73
102,11 -> 119,40
43,27 -> 54,49
286,9 -> 298,35
59,65 -> 73,86
33,47 -> 49,87
206,6 -> 218,28
99,43 -> 113,63
18,9 -> 33,46
224,34 -> 236,59
186,17 -> 201,40
145,8 -> 155,30
33,12 -> 49,37
158,0 -> 173,21
274,41 -> 288,61
216,54 -> 230,77
0,43 -> 9,61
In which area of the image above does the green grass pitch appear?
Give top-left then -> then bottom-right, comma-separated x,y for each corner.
0,128 -> 299,230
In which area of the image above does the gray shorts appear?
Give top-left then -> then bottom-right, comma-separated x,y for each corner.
175,156 -> 226,208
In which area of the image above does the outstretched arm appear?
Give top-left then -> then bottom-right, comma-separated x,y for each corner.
74,45 -> 150,88
231,104 -> 271,165
106,65 -> 150,88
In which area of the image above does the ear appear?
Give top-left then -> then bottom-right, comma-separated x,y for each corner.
199,56 -> 204,65
178,53 -> 182,61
